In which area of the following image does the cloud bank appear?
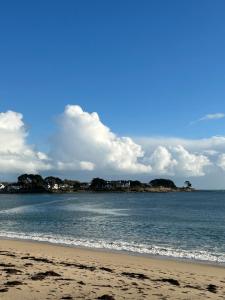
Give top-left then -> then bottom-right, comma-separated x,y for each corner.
0,111 -> 50,175
50,105 -> 213,177
0,105 -> 225,187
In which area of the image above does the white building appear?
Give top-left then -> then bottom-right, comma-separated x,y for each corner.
0,183 -> 5,190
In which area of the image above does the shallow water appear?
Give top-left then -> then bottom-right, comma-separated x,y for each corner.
0,191 -> 225,263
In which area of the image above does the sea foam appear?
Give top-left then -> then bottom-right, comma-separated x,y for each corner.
0,230 -> 225,264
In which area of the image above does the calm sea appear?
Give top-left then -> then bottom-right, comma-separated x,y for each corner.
0,191 -> 225,264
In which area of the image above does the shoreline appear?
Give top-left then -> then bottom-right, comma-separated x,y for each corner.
0,238 -> 224,299
1,237 -> 225,270
0,188 -> 194,194
1,235 -> 225,269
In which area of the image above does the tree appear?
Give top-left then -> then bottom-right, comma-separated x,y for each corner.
130,180 -> 142,188
184,180 -> 192,188
90,178 -> 107,190
18,174 -> 47,192
149,178 -> 177,189
45,176 -> 63,187
63,179 -> 81,191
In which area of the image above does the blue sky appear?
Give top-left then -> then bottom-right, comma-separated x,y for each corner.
1,0 -> 225,139
0,0 -> 225,187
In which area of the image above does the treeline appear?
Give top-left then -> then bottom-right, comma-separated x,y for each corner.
89,178 -> 178,191
2,174 -> 83,193
0,174 -> 192,193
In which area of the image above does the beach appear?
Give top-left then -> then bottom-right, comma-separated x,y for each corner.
1,192 -> 225,299
0,239 -> 224,300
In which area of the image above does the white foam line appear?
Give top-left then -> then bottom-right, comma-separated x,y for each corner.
0,231 -> 225,264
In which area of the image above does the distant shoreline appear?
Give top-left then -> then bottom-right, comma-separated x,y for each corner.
0,174 -> 195,194
0,187 -> 194,194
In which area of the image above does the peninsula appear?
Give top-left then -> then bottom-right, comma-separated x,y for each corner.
0,174 -> 193,194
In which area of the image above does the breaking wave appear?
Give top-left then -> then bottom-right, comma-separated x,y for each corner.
0,231 -> 225,264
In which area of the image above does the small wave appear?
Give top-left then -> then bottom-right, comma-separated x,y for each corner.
0,231 -> 225,264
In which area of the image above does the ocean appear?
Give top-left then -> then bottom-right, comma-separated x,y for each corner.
0,191 -> 225,264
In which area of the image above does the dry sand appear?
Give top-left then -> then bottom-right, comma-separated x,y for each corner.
0,239 -> 225,299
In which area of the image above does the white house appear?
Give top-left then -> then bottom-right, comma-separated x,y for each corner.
0,183 -> 5,190
47,183 -> 60,190
6,184 -> 22,192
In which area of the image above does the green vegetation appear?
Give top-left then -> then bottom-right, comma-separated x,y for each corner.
0,174 -> 193,194
149,179 -> 177,189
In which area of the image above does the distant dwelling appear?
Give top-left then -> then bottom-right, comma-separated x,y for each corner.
6,183 -> 22,192
80,182 -> 90,190
47,183 -> 59,190
120,180 -> 131,188
59,183 -> 72,191
47,182 -> 73,192
90,178 -> 132,191
0,183 -> 5,190
106,180 -> 131,189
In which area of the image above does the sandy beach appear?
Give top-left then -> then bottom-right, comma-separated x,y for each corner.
0,239 -> 224,299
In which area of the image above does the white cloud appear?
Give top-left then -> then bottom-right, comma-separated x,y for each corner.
217,154 -> 225,171
1,105 -> 225,187
200,113 -> 225,121
147,146 -> 177,174
135,136 -> 225,177
190,113 -> 225,125
51,105 -> 152,174
144,145 -> 210,177
56,160 -> 95,171
49,105 -> 214,177
136,136 -> 225,153
171,145 -> 210,176
0,110 -> 51,175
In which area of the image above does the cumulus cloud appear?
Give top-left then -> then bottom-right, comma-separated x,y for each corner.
171,145 -> 210,176
217,154 -> 225,171
135,136 -> 225,177
0,110 -> 51,175
147,146 -> 177,174
145,145 -> 210,177
49,105 -> 214,177
1,105 -> 225,185
51,105 -> 152,174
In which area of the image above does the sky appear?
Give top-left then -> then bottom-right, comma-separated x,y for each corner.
0,0 -> 225,188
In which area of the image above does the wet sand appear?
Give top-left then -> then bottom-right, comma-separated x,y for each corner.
0,239 -> 225,299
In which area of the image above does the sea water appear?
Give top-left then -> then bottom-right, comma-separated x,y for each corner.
0,191 -> 225,264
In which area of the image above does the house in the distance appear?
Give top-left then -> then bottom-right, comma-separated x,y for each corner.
80,182 -> 90,190
5,183 -> 22,192
106,180 -> 131,190
0,183 -> 5,190
47,183 -> 60,191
